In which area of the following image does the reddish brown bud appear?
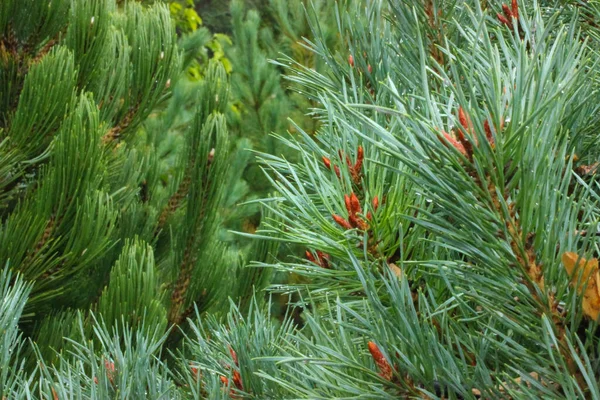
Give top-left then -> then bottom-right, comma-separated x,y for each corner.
316,251 -> 330,269
366,211 -> 373,220
52,388 -> 58,400
229,346 -> 238,366
348,54 -> 354,67
232,370 -> 243,391
355,145 -> 364,171
350,193 -> 361,215
512,0 -> 519,20
502,3 -> 513,19
334,165 -> 341,178
305,250 -> 316,263
344,194 -> 352,214
372,196 -> 379,211
483,120 -> 495,147
104,359 -> 115,384
368,341 -> 393,381
500,4 -> 513,29
322,156 -> 332,169
457,130 -> 473,157
368,64 -> 373,74
333,214 -> 352,230
220,376 -> 229,385
497,13 -> 511,27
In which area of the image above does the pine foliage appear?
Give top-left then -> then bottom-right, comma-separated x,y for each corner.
0,0 -> 245,323
0,1 -> 255,397
0,267 -> 31,397
223,0 -> 348,238
4,0 -> 600,399
241,0 -> 600,397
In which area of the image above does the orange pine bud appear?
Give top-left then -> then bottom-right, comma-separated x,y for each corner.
455,128 -> 467,153
322,156 -> 332,169
305,250 -> 316,263
511,0 -> 518,20
350,193 -> 361,215
191,365 -> 199,381
372,196 -> 379,211
348,54 -> 354,67
229,346 -> 238,366
368,64 -> 373,74
366,211 -> 373,220
439,131 -> 467,156
344,194 -> 352,214
52,388 -> 58,400
232,370 -> 243,390
333,214 -> 352,230
368,341 -> 393,381
355,145 -> 364,171
458,106 -> 469,131
220,376 -> 229,385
